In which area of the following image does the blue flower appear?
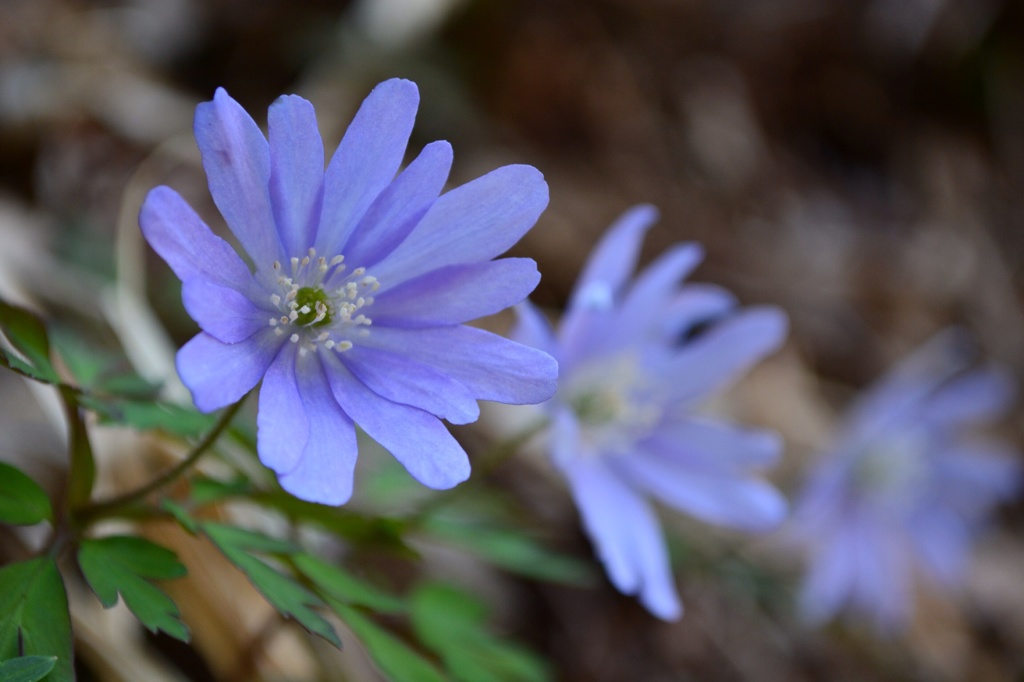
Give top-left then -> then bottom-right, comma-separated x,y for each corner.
514,205 -> 788,620
140,79 -> 558,505
790,331 -> 1021,631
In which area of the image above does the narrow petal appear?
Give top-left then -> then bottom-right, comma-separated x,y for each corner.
923,367 -> 1016,426
662,283 -> 737,339
512,300 -> 559,359
371,258 -> 540,327
908,509 -> 969,587
176,329 -> 283,412
139,186 -> 258,296
643,417 -> 783,470
276,355 -> 358,505
841,329 -> 970,443
315,79 -> 419,257
363,325 -> 558,405
664,306 -> 788,404
614,447 -> 787,531
257,344 -> 308,475
268,95 -> 325,256
569,205 -> 658,311
322,354 -> 470,489
934,446 -> 1022,513
563,457 -> 682,620
798,527 -> 857,624
371,165 -> 549,284
341,345 -> 480,425
560,205 -> 658,358
181,279 -> 271,344
609,243 -> 704,345
340,140 -> 453,268
194,88 -> 282,268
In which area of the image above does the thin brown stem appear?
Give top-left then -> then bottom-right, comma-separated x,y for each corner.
77,397 -> 247,525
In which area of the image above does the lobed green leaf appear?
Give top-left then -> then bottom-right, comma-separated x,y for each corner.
424,516 -> 597,586
0,462 -> 52,526
0,558 -> 74,682
332,602 -> 446,682
293,554 -> 404,614
78,536 -> 189,642
200,522 -> 340,647
410,583 -> 551,682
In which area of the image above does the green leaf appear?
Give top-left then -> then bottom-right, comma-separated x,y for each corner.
0,300 -> 58,384
89,399 -> 217,438
424,516 -> 596,586
159,500 -> 197,533
0,558 -> 73,682
249,490 -> 416,556
0,655 -> 57,682
78,536 -> 189,641
199,522 -> 340,647
332,603 -> 446,682
0,462 -> 52,526
58,386 -> 95,509
411,584 -> 550,682
293,554 -> 404,614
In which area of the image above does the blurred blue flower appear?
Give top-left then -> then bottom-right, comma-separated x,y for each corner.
140,79 -> 557,505
515,205 -> 788,620
790,331 -> 1021,631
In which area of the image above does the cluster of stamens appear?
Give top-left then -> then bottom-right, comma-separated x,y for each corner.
266,247 -> 380,356
566,354 -> 664,453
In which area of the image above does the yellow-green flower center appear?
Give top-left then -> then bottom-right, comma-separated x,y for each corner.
294,287 -> 332,327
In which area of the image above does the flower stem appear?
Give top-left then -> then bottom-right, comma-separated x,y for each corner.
77,397 -> 247,525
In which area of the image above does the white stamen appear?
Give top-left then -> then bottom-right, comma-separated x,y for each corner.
270,294 -> 281,306
290,333 -> 299,343
336,341 -> 353,351
269,317 -> 278,326
324,340 -> 335,349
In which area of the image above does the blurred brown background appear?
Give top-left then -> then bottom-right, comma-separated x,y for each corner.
1,0 -> 1023,680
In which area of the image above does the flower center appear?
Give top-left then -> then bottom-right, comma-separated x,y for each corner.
564,354 -> 663,454
852,429 -> 929,507
266,248 -> 379,355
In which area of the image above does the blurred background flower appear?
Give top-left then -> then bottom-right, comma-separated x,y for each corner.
789,330 -> 1021,632
1,0 -> 1023,680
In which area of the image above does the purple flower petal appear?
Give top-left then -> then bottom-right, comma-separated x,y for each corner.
323,354 -> 470,489
363,325 -> 558,405
569,204 -> 658,311
923,367 -> 1016,426
661,283 -> 737,339
644,417 -> 783,470
341,140 -> 453,268
181,279 -> 270,344
664,306 -> 788,405
371,164 -> 548,284
268,95 -> 325,256
194,88 -> 282,268
512,300 -> 558,359
257,344 -> 308,475
139,186 -> 258,296
615,446 -> 787,531
341,345 -> 480,425
560,205 -> 658,359
276,355 -> 358,505
372,258 -> 540,327
563,456 -> 682,621
315,78 -> 419,257
601,243 -> 703,351
176,330 -> 283,412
